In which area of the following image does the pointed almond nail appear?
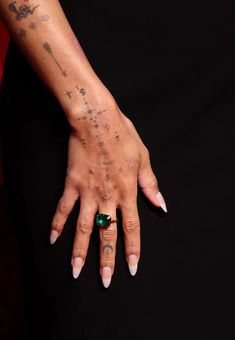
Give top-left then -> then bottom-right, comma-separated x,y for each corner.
50,229 -> 59,244
101,266 -> 112,288
72,257 -> 83,279
128,255 -> 138,276
155,191 -> 167,213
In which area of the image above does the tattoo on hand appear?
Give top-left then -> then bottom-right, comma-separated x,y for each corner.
101,194 -> 112,202
9,1 -> 39,21
79,88 -> 86,96
42,42 -> 67,77
114,131 -> 120,142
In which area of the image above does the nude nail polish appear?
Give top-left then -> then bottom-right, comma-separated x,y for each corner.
72,257 -> 83,279
101,267 -> 112,288
128,255 -> 138,276
155,191 -> 167,213
50,229 -> 59,244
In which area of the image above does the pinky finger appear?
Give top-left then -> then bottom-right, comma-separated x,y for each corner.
50,186 -> 79,244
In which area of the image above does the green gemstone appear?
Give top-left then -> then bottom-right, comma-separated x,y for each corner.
96,213 -> 111,228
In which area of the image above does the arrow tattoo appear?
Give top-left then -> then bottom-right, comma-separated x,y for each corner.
42,42 -> 67,77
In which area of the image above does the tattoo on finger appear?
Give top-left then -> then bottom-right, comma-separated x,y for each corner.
103,244 -> 113,255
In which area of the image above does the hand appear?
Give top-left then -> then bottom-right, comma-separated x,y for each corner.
50,94 -> 167,288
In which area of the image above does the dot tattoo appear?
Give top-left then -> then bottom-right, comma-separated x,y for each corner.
40,14 -> 49,22
18,28 -> 27,39
29,21 -> 37,30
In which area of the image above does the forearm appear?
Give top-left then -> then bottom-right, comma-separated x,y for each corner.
0,0 -> 114,122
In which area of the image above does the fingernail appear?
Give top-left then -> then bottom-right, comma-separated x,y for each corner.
155,191 -> 167,213
50,229 -> 59,244
101,266 -> 112,288
72,257 -> 83,279
128,255 -> 138,276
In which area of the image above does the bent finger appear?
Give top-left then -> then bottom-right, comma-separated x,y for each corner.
50,185 -> 79,244
138,161 -> 167,213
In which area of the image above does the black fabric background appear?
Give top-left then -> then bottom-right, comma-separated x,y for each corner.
0,1 -> 235,339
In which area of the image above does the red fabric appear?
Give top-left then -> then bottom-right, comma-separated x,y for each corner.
0,20 -> 9,185
0,20 -> 9,81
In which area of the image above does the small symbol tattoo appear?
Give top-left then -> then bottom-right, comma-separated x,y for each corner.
103,244 -> 113,254
80,88 -> 86,96
65,91 -> 72,99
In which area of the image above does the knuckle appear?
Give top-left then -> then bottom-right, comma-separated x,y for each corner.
78,219 -> 92,235
101,253 -> 114,264
144,146 -> 150,159
57,199 -> 69,216
101,228 -> 117,242
100,260 -> 114,269
51,218 -> 62,231
67,171 -> 80,188
72,246 -> 86,260
123,218 -> 139,234
149,175 -> 158,189
127,244 -> 140,257
141,146 -> 150,162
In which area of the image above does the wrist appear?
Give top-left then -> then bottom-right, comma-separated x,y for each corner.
65,84 -> 120,130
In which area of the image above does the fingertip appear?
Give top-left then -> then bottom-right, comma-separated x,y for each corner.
50,229 -> 59,244
155,191 -> 168,213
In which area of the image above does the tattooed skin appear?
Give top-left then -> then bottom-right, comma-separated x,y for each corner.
65,90 -> 72,99
42,42 -> 67,77
40,14 -> 49,22
66,88 -> 120,203
29,21 -> 37,30
18,28 -> 27,38
101,194 -> 112,203
103,244 -> 113,255
80,88 -> 86,96
9,1 -> 39,20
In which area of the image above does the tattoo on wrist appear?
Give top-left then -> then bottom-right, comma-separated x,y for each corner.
9,1 -> 40,21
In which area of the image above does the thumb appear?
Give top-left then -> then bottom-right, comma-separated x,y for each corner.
138,162 -> 167,213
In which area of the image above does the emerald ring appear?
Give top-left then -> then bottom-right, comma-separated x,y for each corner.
96,212 -> 118,228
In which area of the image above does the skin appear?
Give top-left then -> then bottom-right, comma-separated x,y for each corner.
0,0 -> 167,288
